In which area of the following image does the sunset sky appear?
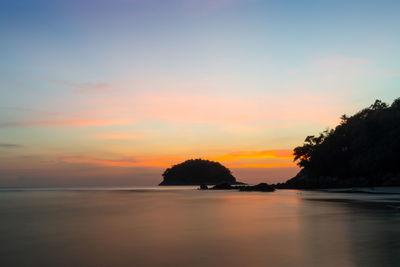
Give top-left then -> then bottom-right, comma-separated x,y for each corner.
1,0 -> 399,186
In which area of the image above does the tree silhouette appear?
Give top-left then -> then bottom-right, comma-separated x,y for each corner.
287,98 -> 400,188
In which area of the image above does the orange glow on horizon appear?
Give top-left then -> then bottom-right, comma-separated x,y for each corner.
213,150 -> 294,161
228,163 -> 296,168
59,149 -> 295,169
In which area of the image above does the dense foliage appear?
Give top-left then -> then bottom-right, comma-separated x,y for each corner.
160,159 -> 237,185
293,98 -> 400,181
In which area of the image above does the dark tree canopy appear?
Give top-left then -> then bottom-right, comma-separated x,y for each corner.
159,159 -> 237,185
284,98 -> 400,188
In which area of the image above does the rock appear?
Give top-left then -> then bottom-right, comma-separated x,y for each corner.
199,184 -> 208,190
211,183 -> 235,190
207,182 -> 275,192
239,183 -> 275,192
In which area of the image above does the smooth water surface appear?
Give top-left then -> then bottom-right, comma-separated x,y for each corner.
1,187 -> 400,267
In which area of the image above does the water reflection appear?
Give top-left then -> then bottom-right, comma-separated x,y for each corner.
0,189 -> 399,267
300,194 -> 400,267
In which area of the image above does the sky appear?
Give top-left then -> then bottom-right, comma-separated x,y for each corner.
1,0 -> 399,187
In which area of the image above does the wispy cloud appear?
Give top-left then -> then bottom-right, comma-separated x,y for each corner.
88,89 -> 342,126
0,119 -> 129,128
0,143 -> 23,148
313,55 -> 369,68
47,76 -> 349,129
45,79 -> 113,93
93,131 -> 158,140
59,155 -> 181,167
182,0 -> 246,14
382,71 -> 400,77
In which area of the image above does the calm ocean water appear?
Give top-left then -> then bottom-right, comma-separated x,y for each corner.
1,187 -> 400,267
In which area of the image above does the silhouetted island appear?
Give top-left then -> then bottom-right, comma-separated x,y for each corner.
159,159 -> 243,186
276,98 -> 400,189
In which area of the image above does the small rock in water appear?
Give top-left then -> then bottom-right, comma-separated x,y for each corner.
239,183 -> 275,192
211,183 -> 235,190
199,184 -> 208,190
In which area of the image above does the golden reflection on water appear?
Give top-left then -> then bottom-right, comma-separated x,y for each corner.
0,189 -> 400,267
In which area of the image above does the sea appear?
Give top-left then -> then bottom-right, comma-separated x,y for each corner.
1,187 -> 400,267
